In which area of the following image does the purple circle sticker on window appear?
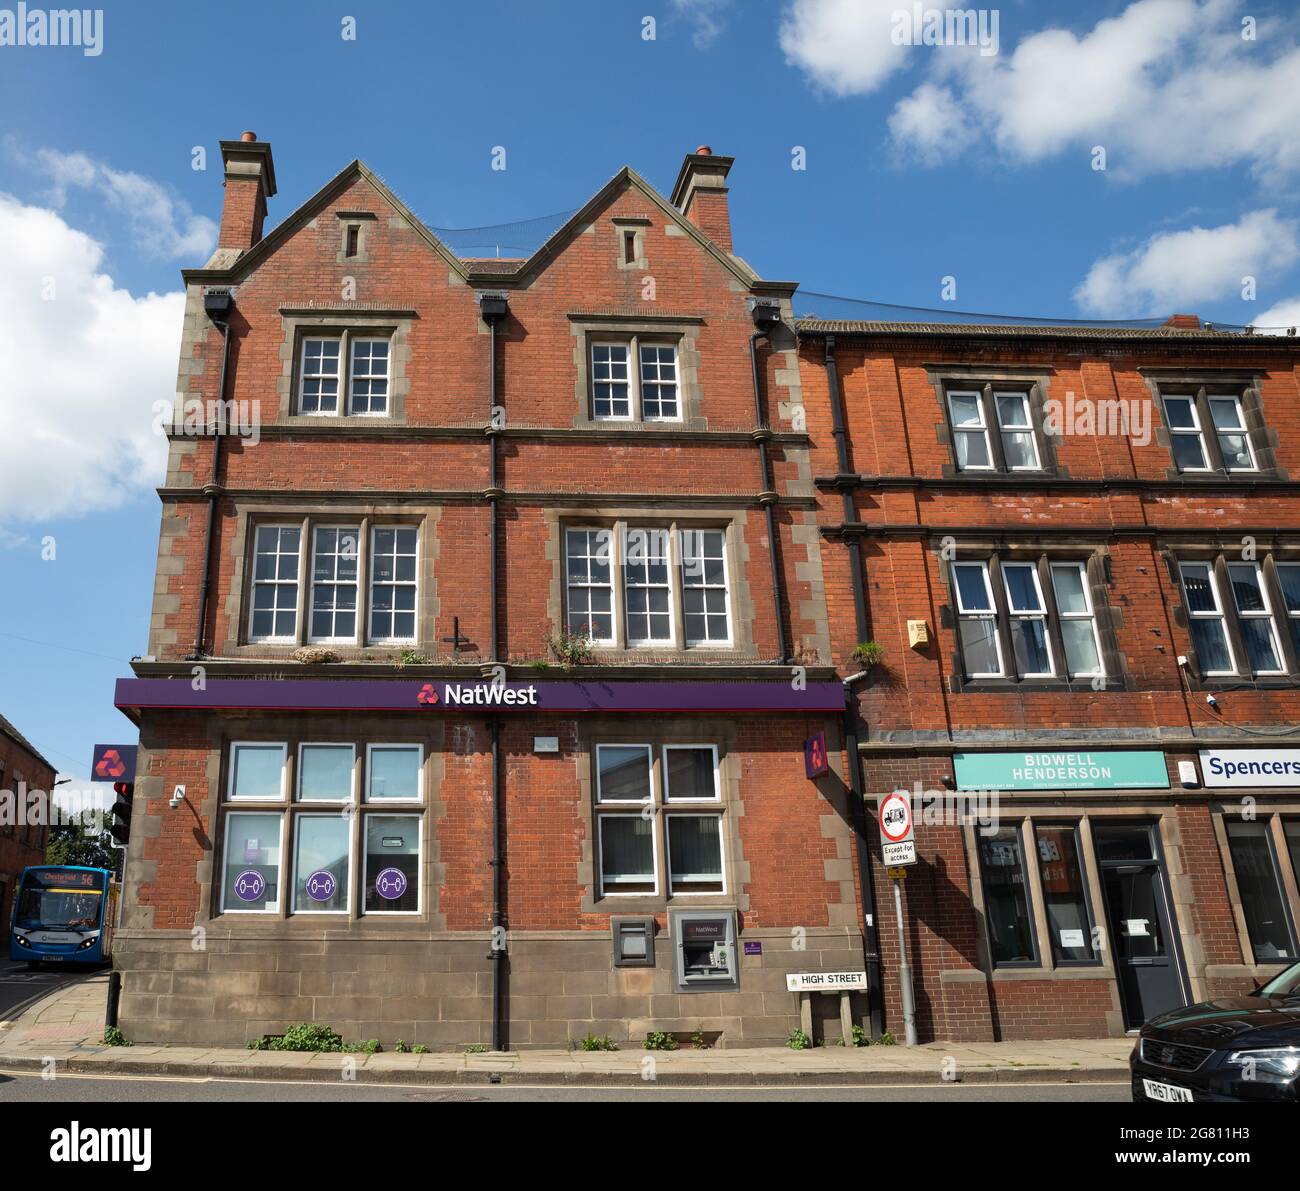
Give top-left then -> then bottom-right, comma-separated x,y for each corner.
375,867 -> 408,900
306,870 -> 337,902
234,870 -> 266,902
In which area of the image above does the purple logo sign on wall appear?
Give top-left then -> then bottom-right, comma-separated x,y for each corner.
306,870 -> 337,902
375,867 -> 408,900
234,870 -> 266,902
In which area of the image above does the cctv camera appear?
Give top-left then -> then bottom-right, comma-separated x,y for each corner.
1206,693 -> 1218,708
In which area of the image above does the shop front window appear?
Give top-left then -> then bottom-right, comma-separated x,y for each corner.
1034,824 -> 1099,964
979,825 -> 1037,965
1225,820 -> 1298,961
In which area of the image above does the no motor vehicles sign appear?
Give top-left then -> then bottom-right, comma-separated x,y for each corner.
878,790 -> 916,867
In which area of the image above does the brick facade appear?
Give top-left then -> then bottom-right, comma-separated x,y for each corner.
0,716 -> 56,945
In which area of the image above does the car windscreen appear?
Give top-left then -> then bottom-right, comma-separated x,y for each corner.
1257,959 -> 1300,999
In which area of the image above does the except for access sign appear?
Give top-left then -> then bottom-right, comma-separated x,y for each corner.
878,790 -> 916,866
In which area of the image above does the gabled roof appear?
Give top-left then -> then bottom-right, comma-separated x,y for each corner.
0,711 -> 57,777
182,158 -> 797,297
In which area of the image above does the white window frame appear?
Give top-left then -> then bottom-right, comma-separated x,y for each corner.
1050,561 -> 1105,679
290,812 -> 352,916
1162,395 -> 1211,473
595,744 -> 653,803
1001,561 -> 1055,678
362,813 -> 424,916
307,525 -> 361,645
365,743 -> 425,804
1227,561 -> 1285,676
295,742 -> 357,803
952,561 -> 1005,678
226,742 -> 288,802
348,336 -> 391,417
662,744 -> 721,803
1275,562 -> 1300,650
591,341 -> 633,421
367,525 -> 419,645
993,390 -> 1041,471
565,527 -> 617,645
948,389 -> 994,472
665,812 -> 727,897
638,342 -> 681,422
298,336 -> 343,416
219,811 -> 283,915
596,813 -> 661,898
623,527 -> 675,647
680,528 -> 733,647
249,524 -> 303,644
1208,395 -> 1257,473
1179,562 -> 1237,676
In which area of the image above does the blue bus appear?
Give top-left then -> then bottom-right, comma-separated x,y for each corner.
8,865 -> 118,968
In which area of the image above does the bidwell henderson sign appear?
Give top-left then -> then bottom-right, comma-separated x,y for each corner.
953,749 -> 1169,791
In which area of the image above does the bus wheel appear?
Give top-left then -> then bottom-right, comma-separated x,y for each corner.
26,961 -> 42,971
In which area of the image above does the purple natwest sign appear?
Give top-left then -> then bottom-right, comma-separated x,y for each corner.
374,867 -> 408,900
115,677 -> 844,716
234,870 -> 266,902
306,870 -> 337,902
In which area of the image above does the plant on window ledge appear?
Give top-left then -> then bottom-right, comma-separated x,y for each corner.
292,646 -> 339,665
852,641 -> 885,670
546,629 -> 595,669
389,647 -> 429,667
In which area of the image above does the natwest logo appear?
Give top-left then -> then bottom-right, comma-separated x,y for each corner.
417,682 -> 539,708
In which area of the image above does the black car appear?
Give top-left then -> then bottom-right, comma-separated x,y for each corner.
1131,960 -> 1300,1102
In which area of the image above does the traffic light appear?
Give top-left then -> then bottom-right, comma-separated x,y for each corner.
110,781 -> 133,846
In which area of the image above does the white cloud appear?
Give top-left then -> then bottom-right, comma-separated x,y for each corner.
783,0 -> 1300,181
1074,209 -> 1300,316
672,0 -> 732,49
779,0 -> 910,96
0,194 -> 179,523
19,145 -> 216,260
1253,297 -> 1300,334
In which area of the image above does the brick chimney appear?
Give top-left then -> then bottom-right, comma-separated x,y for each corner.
1164,313 -> 1201,330
670,145 -> 734,254
217,131 -> 277,252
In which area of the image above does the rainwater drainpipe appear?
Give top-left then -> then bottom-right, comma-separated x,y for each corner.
825,335 -> 884,1038
748,300 -> 788,663
478,292 -> 510,1051
188,289 -> 234,661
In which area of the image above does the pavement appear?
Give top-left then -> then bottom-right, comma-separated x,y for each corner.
0,970 -> 1135,1088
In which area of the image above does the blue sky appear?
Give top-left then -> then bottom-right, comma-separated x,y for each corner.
0,0 -> 1297,789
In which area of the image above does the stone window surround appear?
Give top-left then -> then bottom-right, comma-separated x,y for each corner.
611,216 -> 651,272
570,315 -> 704,429
222,501 -> 440,660
335,210 -> 377,264
962,805 -> 1191,1008
206,718 -> 447,930
1142,370 -> 1281,481
1162,544 -> 1300,687
938,545 -> 1128,693
928,364 -> 1059,479
545,505 -> 758,661
575,720 -> 749,917
1210,804 -> 1300,967
277,309 -> 414,424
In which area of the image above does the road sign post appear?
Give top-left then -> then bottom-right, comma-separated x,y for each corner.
879,790 -> 919,1047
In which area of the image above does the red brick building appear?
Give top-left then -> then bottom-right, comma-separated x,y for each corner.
0,713 -> 56,946
111,137 -> 866,1049
112,134 -> 1300,1048
800,318 -> 1300,1040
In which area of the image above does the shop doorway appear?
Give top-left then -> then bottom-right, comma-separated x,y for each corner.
1094,823 -> 1188,1028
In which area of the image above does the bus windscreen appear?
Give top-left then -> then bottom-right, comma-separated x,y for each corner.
16,869 -> 106,932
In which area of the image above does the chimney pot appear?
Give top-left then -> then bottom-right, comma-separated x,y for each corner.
240,130 -> 257,142
695,144 -> 712,155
